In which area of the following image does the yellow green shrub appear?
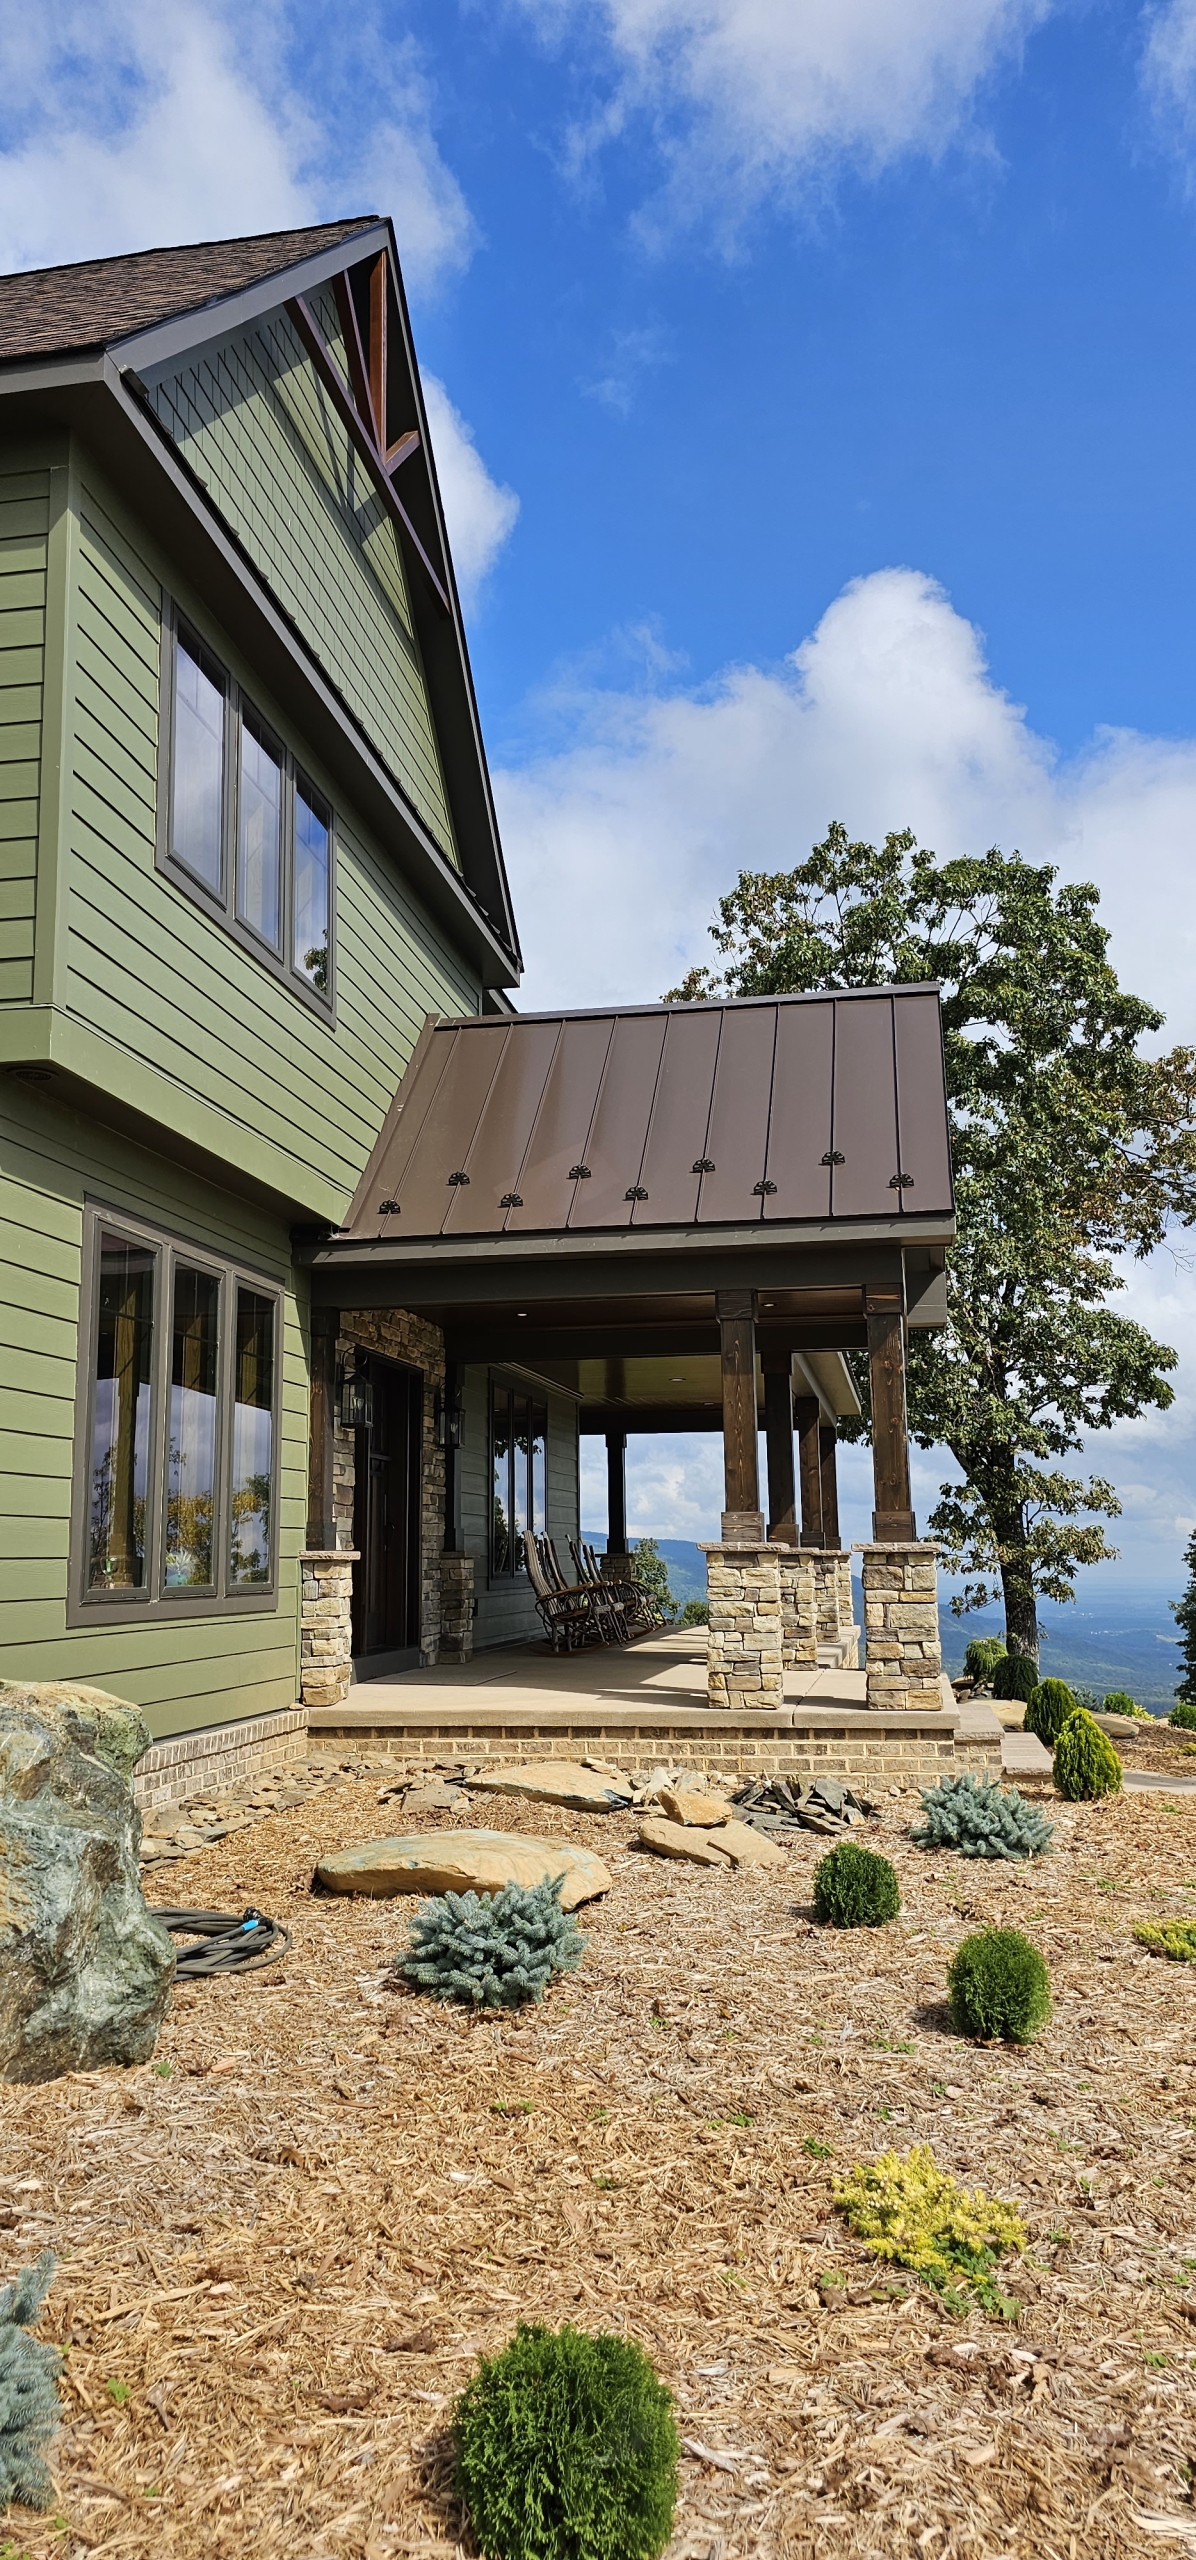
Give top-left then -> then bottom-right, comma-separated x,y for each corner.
834,2144 -> 1026,2316
1134,1919 -> 1196,1963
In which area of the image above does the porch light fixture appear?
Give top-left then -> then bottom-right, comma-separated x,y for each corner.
434,1386 -> 463,1450
338,1361 -> 374,1432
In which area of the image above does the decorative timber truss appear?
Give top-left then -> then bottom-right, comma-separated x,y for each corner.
287,251 -> 450,614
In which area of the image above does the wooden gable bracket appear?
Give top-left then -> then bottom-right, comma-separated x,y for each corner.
287,260 -> 449,614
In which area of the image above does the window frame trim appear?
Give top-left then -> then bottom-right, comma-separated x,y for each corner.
156,597 -> 337,1025
487,1371 -> 548,1587
68,1202 -> 284,1627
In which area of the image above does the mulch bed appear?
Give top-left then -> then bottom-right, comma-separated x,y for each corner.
4,1768 -> 1196,2558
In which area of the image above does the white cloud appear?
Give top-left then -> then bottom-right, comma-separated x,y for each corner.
1142,0 -> 1196,165
518,0 -> 1053,234
0,0 -> 472,298
421,375 -> 521,613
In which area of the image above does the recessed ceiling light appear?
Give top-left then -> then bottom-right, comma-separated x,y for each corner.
517,1310 -> 527,1317
670,1376 -> 683,1383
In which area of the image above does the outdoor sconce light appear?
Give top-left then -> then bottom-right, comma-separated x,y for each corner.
434,1386 -> 464,1450
338,1362 -> 374,1432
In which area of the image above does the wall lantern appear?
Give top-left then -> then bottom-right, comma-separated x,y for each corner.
434,1386 -> 463,1450
339,1362 -> 374,1432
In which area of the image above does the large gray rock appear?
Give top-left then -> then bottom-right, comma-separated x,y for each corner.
0,1681 -> 175,2082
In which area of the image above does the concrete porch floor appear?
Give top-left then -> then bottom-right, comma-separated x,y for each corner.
347,1627 -> 863,1717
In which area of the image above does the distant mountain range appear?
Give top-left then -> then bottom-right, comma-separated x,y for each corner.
587,1532 -> 1184,1712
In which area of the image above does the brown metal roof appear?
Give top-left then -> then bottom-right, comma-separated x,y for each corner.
342,989 -> 953,1242
0,220 -> 377,363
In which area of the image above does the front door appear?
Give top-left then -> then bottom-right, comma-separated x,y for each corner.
351,1355 -> 422,1672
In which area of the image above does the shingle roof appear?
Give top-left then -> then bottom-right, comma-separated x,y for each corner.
0,219 -> 379,364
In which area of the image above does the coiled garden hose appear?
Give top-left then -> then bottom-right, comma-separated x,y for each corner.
150,1906 -> 292,1978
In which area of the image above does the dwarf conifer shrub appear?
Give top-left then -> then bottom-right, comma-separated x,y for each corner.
400,1878 -> 585,2009
1169,1699 -> 1196,1731
813,1841 -> 900,1928
454,2322 -> 679,2560
964,1637 -> 1006,1683
834,2146 -> 1026,2316
1024,1678 -> 1077,1748
911,1773 -> 1054,1861
1052,1709 -> 1122,1802
1134,1919 -> 1196,1962
991,1653 -> 1039,1704
1103,1691 -> 1148,1719
0,2254 -> 62,2511
947,1928 -> 1051,2044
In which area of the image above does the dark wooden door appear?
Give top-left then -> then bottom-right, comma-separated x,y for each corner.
351,1356 -> 422,1668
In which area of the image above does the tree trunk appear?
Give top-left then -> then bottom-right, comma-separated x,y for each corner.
994,1514 -> 1039,1664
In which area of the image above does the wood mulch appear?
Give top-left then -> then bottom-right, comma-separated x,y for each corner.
4,1766 -> 1196,2559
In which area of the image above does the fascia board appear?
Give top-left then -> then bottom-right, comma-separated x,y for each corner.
303,1210 -> 956,1272
97,363 -> 518,983
0,352 -> 109,393
108,224 -> 390,377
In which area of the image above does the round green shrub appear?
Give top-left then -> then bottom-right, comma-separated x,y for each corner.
1052,1708 -> 1122,1802
1169,1698 -> 1196,1731
991,1652 -> 1039,1704
947,1928 -> 1051,2044
1024,1678 -> 1077,1747
812,1841 -> 901,1929
454,2322 -> 679,2560
964,1636 -> 1006,1684
1102,1691 -> 1138,1716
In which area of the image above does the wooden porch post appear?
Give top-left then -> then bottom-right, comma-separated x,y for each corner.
716,1287 -> 763,1539
794,1395 -> 825,1546
762,1345 -> 797,1544
818,1423 -> 841,1547
866,1287 -> 916,1539
306,1305 -> 338,1550
606,1429 -> 628,1556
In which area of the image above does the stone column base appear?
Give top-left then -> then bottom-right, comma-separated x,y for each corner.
300,1549 -> 358,1708
859,1541 -> 942,1712
701,1542 -> 783,1710
439,1552 -> 475,1662
776,1547 -> 817,1666
810,1548 -> 849,1644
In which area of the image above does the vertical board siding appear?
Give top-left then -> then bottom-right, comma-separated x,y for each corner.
0,1082 -> 306,1740
64,481 -> 477,1208
148,306 -> 459,864
0,469 -> 48,1001
460,1366 -> 580,1650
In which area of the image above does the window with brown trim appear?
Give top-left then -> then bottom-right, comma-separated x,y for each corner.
490,1379 -> 547,1580
74,1207 -> 282,1621
160,612 -> 334,1012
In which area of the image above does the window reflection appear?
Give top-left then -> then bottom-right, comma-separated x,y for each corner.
293,780 -> 331,993
491,1383 -> 548,1578
89,1233 -> 154,1589
165,1265 -> 219,1587
230,1289 -> 274,1585
237,713 -> 283,950
172,633 -> 224,892
492,1390 -> 511,1576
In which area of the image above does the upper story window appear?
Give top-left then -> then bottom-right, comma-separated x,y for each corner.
161,615 -> 334,1011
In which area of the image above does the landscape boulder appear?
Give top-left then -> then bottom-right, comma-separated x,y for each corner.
0,1681 -> 175,2083
314,1828 -> 611,1908
637,1815 -> 786,1871
468,1760 -> 634,1813
656,1784 -> 731,1828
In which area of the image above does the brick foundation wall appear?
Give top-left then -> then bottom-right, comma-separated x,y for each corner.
307,1705 -> 1000,1789
132,1707 -> 309,1811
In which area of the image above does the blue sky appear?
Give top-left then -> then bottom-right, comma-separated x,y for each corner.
4,0 -> 1196,1585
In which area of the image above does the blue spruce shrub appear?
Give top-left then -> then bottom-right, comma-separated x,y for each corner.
911,1774 -> 1054,1861
0,2254 -> 62,2511
454,2322 -> 679,2560
400,1877 -> 585,2009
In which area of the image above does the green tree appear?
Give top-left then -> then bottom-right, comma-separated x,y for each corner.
631,1537 -> 678,1623
1172,1529 -> 1196,1706
671,824 -> 1196,1660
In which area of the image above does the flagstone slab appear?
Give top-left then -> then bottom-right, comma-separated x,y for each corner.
314,1828 -> 611,1908
468,1760 -> 633,1812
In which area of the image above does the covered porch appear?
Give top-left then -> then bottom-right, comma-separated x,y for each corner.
298,984 -> 957,1719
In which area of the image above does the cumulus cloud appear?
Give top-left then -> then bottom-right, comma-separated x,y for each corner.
0,0 -> 472,298
518,0 -> 1053,234
421,376 -> 521,613
1142,0 -> 1196,166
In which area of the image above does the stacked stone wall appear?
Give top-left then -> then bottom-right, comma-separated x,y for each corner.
703,1544 -> 783,1710
300,1549 -> 358,1708
861,1542 -> 942,1711
776,1550 -> 817,1666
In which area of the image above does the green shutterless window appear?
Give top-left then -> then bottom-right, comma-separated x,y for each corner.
172,630 -> 226,893
165,1265 -> 221,1590
89,1232 -> 155,1591
293,777 -> 331,994
237,711 -> 284,952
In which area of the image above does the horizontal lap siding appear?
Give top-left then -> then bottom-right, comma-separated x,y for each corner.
148,307 -> 458,864
461,1366 -> 580,1651
0,470 -> 48,1001
64,485 -> 476,1206
0,1081 -> 307,1741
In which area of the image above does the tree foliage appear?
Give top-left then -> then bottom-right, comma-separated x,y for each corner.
630,1538 -> 677,1623
671,825 -> 1195,1657
1172,1528 -> 1196,1707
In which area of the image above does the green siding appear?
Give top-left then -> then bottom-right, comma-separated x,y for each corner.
61,474 -> 477,1213
0,1079 -> 306,1740
147,304 -> 459,863
0,469 -> 48,1002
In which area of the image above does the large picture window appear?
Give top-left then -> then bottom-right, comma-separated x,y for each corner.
74,1209 -> 281,1621
160,611 -> 333,1011
490,1380 -> 547,1579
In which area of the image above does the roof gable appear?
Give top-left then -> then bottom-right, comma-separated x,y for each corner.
0,220 -> 379,363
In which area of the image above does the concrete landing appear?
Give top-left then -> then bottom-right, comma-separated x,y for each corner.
1002,1728 -> 1053,1780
